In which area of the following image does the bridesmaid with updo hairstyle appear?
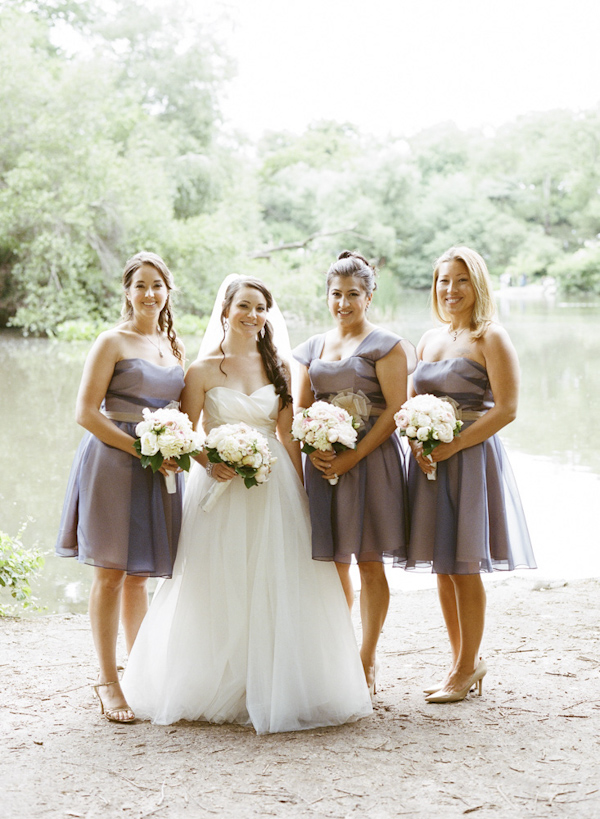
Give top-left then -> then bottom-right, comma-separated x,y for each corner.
294,251 -> 416,695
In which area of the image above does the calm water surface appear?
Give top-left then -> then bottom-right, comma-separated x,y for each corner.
1,288 -> 599,613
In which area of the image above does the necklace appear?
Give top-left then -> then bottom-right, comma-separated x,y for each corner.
449,327 -> 466,343
132,324 -> 164,357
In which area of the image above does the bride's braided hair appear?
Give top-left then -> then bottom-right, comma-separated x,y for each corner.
220,278 -> 292,408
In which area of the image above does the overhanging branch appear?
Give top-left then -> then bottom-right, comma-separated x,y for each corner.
249,226 -> 375,260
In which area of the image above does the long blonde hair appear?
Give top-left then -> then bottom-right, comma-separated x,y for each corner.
432,246 -> 496,339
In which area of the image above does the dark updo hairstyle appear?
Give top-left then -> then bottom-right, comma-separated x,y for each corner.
121,251 -> 182,361
220,277 -> 292,408
325,250 -> 378,296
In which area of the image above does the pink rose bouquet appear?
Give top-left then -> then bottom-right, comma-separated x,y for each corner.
291,400 -> 359,485
134,407 -> 202,493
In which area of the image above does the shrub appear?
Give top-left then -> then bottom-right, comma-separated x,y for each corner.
0,522 -> 45,616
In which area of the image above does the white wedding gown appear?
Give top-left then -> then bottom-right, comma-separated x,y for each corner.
122,385 -> 372,734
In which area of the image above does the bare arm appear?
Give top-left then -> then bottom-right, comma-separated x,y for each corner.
277,401 -> 304,483
295,363 -> 315,411
320,342 -> 409,480
75,333 -> 141,458
428,325 -> 520,465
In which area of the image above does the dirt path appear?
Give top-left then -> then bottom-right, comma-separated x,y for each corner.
2,576 -> 599,818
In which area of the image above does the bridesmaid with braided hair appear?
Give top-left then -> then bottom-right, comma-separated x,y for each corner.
56,251 -> 185,723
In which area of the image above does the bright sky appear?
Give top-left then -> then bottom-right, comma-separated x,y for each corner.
205,0 -> 600,138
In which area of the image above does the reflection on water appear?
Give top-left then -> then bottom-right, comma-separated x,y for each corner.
1,288 -> 599,613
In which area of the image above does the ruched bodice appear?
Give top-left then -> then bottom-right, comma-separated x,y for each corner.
103,358 -> 185,417
203,385 -> 278,438
412,358 -> 494,414
296,328 -> 416,414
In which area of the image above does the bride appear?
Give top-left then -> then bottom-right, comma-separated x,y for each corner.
121,276 -> 372,733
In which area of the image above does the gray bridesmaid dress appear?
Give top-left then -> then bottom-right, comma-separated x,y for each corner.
55,358 -> 185,577
405,358 -> 536,574
293,328 -> 416,564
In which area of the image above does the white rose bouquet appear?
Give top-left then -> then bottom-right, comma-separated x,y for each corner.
133,407 -> 202,494
394,394 -> 462,481
291,400 -> 359,485
200,422 -> 276,512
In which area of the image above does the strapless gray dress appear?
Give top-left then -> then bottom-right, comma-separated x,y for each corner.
293,328 -> 416,563
404,358 -> 536,574
55,358 -> 185,577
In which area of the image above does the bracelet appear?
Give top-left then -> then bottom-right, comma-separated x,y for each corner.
205,462 -> 214,477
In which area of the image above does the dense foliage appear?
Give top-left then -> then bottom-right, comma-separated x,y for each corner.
1,0 -> 599,335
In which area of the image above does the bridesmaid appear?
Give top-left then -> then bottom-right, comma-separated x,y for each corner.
294,251 -> 416,695
55,251 -> 185,723
405,246 -> 536,703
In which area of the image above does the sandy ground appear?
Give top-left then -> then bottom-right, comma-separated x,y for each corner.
2,575 -> 600,819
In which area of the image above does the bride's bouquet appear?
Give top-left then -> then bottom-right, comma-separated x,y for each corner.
394,394 -> 462,481
200,422 -> 277,512
291,401 -> 359,485
134,407 -> 202,493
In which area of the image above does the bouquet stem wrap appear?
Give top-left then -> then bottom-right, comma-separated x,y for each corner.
199,479 -> 229,512
164,471 -> 177,494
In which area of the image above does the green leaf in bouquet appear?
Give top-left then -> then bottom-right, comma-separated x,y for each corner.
133,439 -> 142,457
235,465 -> 256,478
244,476 -> 258,489
422,440 -> 438,457
301,443 -> 316,455
177,453 -> 191,472
148,452 -> 165,473
206,450 -> 225,465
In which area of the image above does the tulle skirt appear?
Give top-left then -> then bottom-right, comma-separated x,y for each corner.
122,442 -> 372,734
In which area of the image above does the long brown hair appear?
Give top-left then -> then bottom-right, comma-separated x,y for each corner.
121,251 -> 182,361
220,278 -> 292,408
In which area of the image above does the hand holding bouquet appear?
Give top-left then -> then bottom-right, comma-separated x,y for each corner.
134,407 -> 202,493
291,401 -> 359,485
201,422 -> 276,512
394,394 -> 462,481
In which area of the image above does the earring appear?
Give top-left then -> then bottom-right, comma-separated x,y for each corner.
259,327 -> 265,339
223,319 -> 229,331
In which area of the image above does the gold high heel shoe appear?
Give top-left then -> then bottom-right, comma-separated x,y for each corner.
423,657 -> 484,695
423,682 -> 447,695
425,659 -> 487,704
92,681 -> 136,723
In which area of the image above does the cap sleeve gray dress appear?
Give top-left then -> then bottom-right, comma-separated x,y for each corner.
293,328 -> 416,564
55,358 -> 185,577
405,358 -> 536,574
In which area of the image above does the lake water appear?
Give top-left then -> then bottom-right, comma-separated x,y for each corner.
1,287 -> 599,613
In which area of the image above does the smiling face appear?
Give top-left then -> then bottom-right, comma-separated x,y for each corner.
327,275 -> 372,328
435,259 -> 476,322
224,285 -> 268,338
127,263 -> 169,323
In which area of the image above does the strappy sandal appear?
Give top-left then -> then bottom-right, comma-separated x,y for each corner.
92,681 -> 136,723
